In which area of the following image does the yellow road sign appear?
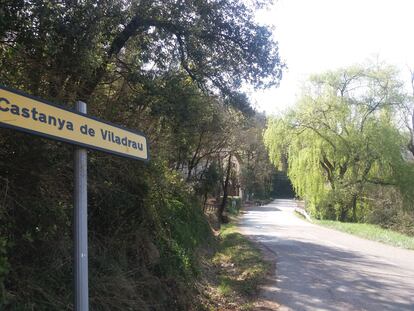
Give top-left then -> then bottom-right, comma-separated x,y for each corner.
0,85 -> 149,161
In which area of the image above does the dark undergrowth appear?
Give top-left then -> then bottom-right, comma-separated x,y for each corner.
0,141 -> 213,310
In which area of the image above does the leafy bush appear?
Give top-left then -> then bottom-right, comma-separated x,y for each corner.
0,146 -> 212,310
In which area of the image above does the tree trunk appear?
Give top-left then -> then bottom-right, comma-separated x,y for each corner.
339,205 -> 347,222
202,192 -> 208,212
351,194 -> 358,222
409,108 -> 414,156
79,16 -> 141,100
218,153 -> 232,223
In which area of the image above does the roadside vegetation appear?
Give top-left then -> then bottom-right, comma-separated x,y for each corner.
0,0 -> 281,309
315,220 -> 414,250
198,218 -> 271,310
265,61 -> 414,239
294,211 -> 414,250
214,224 -> 270,297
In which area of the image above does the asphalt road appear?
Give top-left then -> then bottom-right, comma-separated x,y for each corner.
239,199 -> 414,311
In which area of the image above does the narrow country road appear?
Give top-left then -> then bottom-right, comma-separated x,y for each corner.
239,199 -> 414,311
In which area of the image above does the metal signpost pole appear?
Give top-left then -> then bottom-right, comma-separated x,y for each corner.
74,101 -> 89,311
0,85 -> 149,310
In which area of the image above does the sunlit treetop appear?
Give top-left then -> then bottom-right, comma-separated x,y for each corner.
0,0 -> 284,106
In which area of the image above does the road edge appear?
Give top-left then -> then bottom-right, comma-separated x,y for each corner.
237,207 -> 281,310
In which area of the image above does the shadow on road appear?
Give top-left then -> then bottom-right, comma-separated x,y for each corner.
239,200 -> 414,310
246,234 -> 414,311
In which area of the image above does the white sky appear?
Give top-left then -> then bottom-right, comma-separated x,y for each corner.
250,0 -> 414,115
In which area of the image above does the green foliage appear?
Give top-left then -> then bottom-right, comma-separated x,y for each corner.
196,162 -> 221,198
212,224 -> 270,298
198,221 -> 271,310
315,220 -> 414,250
0,0 -> 283,308
152,181 -> 212,278
0,154 -> 212,310
0,0 -> 283,102
264,62 -> 414,226
240,114 -> 276,200
361,185 -> 414,236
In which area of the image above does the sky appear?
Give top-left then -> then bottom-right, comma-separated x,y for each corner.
249,0 -> 414,115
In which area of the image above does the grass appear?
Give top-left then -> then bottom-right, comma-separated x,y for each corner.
313,219 -> 414,250
196,223 -> 271,311
213,223 -> 270,296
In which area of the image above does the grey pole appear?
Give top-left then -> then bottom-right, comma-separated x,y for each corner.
74,101 -> 89,311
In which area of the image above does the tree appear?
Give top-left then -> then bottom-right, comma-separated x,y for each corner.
240,113 -> 276,200
196,162 -> 220,209
0,1 -> 285,308
264,63 -> 414,221
403,69 -> 414,156
218,151 -> 233,223
0,0 -> 284,106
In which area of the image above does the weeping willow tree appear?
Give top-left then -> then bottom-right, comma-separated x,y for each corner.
264,63 -> 414,221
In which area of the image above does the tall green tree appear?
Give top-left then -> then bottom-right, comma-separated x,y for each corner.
0,0 -> 285,308
403,69 -> 414,156
1,0 -> 284,105
240,113 -> 276,200
264,63 -> 414,221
